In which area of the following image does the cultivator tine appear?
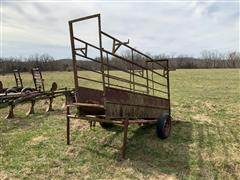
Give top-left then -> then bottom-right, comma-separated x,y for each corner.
46,97 -> 54,112
66,106 -> 70,145
5,103 -> 15,119
32,68 -> 45,92
13,69 -> 23,88
26,100 -> 35,115
89,120 -> 96,127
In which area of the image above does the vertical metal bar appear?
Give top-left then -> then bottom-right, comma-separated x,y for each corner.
121,119 -> 129,160
69,21 -> 79,89
14,70 -> 23,88
39,70 -> 45,92
166,60 -> 171,116
151,62 -> 154,96
13,70 -> 18,87
85,44 -> 88,57
130,51 -> 133,91
145,61 -> 149,94
31,69 -> 37,91
129,64 -> 132,90
131,49 -> 135,92
18,70 -> 23,88
98,14 -> 106,94
106,53 -> 110,87
66,106 -> 70,145
112,39 -> 115,53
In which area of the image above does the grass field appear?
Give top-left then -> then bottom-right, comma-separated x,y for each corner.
0,69 -> 239,179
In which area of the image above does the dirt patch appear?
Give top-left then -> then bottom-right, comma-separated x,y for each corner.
203,101 -> 216,112
0,171 -> 11,180
190,106 -> 198,112
30,135 -> 48,145
192,114 -> 212,123
71,119 -> 89,130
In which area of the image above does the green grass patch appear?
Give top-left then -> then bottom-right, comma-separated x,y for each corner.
0,69 -> 239,179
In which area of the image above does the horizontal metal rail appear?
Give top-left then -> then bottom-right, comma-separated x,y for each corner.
73,37 -> 148,71
69,14 -> 100,23
106,101 -> 169,109
105,74 -> 148,89
147,59 -> 169,68
101,31 -> 168,70
69,15 -> 170,102
77,76 -> 103,84
75,55 -> 168,96
77,63 -> 166,94
75,52 -> 167,88
69,14 -> 166,70
75,53 -> 168,95
76,64 -> 102,75
73,37 -> 167,79
107,83 -> 146,94
105,74 -> 167,94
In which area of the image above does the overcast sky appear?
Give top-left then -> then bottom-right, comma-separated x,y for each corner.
1,0 -> 239,59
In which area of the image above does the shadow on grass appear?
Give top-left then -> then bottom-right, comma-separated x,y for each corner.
1,112 -> 51,133
85,120 -> 193,178
123,120 -> 193,178
84,125 -> 124,159
80,119 -> 193,177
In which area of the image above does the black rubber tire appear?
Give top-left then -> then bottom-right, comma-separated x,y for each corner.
99,122 -> 114,129
5,88 -> 17,94
156,113 -> 171,139
21,87 -> 33,94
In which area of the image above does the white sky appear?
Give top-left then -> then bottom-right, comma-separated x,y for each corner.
1,0 -> 239,59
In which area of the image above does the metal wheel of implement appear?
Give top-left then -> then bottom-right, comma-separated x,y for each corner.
21,87 -> 33,94
156,113 -> 172,139
5,88 -> 17,94
99,122 -> 114,129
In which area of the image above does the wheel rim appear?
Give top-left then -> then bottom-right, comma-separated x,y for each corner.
163,116 -> 171,135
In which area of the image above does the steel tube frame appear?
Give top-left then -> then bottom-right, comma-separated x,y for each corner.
75,52 -> 168,88
67,14 -> 171,159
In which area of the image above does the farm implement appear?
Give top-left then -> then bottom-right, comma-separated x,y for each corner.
0,69 -> 31,94
0,68 -> 73,119
66,14 -> 172,159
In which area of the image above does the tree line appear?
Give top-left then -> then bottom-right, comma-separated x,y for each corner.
0,51 -> 239,74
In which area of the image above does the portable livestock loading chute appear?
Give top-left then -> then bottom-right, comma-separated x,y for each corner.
67,14 -> 172,159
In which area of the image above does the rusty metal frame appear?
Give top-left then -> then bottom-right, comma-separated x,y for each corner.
0,70 -> 23,94
0,68 -> 73,119
67,14 -> 171,159
32,68 -> 45,92
13,69 -> 23,89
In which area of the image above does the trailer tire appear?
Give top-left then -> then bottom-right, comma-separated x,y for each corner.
156,113 -> 171,139
100,122 -> 114,129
